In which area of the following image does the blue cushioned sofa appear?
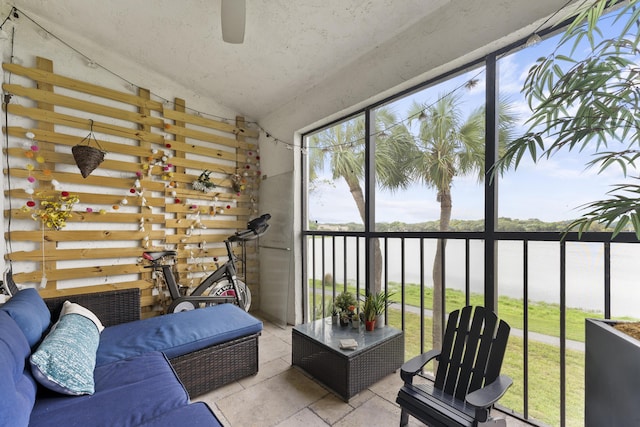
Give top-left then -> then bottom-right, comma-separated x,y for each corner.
0,287 -> 263,427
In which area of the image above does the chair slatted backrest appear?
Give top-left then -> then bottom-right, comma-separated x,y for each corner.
434,306 -> 510,401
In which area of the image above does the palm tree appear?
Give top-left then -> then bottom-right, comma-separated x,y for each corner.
308,109 -> 414,294
407,91 -> 517,349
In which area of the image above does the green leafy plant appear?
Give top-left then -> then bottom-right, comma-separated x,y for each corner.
334,291 -> 357,315
371,290 -> 395,316
493,0 -> 640,238
327,300 -> 339,316
362,294 -> 377,322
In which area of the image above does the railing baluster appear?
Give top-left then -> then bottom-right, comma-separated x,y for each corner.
420,237 -> 425,354
604,241 -> 611,319
523,239 -> 529,420
560,241 -> 566,427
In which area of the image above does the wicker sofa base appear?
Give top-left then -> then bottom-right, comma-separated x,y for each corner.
170,332 -> 260,397
44,288 -> 261,398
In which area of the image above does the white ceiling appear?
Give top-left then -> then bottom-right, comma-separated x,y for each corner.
8,0 -> 451,120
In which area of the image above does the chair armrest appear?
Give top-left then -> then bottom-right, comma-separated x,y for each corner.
465,374 -> 513,409
400,349 -> 440,384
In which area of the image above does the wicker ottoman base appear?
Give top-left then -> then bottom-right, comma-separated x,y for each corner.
292,319 -> 403,401
170,332 -> 260,397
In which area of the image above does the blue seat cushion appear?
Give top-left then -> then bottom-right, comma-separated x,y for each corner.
29,351 -> 189,427
0,288 -> 50,348
97,303 -> 263,365
136,402 -> 222,427
0,311 -> 37,427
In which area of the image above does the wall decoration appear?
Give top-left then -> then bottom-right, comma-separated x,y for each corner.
71,121 -> 106,178
192,170 -> 217,193
2,57 -> 261,315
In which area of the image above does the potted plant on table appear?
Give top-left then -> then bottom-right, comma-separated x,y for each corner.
327,301 -> 339,324
350,302 -> 361,329
371,290 -> 395,329
362,293 -> 377,331
334,291 -> 357,327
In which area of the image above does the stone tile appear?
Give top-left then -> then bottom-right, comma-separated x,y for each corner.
345,388 -> 374,408
308,392 -> 354,425
196,380 -> 245,404
208,404 -> 231,426
333,396 -> 402,427
259,332 -> 291,364
216,368 -> 329,426
369,371 -> 404,404
238,356 -> 290,389
275,408 -> 330,427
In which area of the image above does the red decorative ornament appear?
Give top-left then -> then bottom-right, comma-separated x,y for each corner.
129,188 -> 136,194
61,191 -> 70,198
174,198 -> 181,204
226,205 -> 231,210
26,201 -> 36,207
165,143 -> 172,148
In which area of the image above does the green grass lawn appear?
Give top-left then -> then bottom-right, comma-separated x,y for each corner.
308,280 -> 619,426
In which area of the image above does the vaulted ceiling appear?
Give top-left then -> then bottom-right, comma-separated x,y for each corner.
7,0 -> 452,120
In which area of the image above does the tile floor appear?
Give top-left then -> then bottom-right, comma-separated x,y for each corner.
196,315 -> 532,427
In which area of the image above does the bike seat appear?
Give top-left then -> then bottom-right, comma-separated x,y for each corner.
142,250 -> 177,261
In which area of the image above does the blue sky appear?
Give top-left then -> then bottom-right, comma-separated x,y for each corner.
308,9 -> 638,225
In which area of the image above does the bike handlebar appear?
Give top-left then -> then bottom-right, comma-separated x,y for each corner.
228,213 -> 271,242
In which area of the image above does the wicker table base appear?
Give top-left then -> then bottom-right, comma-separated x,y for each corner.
292,318 -> 404,401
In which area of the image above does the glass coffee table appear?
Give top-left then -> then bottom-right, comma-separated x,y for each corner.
292,318 -> 404,401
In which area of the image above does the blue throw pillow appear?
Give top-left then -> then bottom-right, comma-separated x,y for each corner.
0,288 -> 50,348
30,313 -> 100,395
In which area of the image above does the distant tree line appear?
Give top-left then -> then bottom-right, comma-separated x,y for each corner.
309,217 -> 612,233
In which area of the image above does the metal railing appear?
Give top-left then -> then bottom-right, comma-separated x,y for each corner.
303,230 -> 640,426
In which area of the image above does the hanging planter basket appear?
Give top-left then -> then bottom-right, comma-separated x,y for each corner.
72,120 -> 106,178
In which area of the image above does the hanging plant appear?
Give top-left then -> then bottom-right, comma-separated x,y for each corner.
72,120 -> 106,178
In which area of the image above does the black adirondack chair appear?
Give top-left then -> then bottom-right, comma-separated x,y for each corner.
396,306 -> 512,426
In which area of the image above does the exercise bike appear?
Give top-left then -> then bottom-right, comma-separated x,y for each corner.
142,213 -> 270,313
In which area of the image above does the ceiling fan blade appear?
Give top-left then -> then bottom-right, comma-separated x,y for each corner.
221,0 -> 246,44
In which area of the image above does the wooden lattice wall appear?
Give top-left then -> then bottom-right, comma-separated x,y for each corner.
2,57 -> 261,316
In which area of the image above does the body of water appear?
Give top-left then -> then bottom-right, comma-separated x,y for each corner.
309,237 -> 640,318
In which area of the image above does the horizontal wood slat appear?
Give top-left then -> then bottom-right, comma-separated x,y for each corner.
3,62 -> 165,112
163,107 -> 259,138
13,262 -> 146,282
6,246 -> 154,262
3,83 -> 165,128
